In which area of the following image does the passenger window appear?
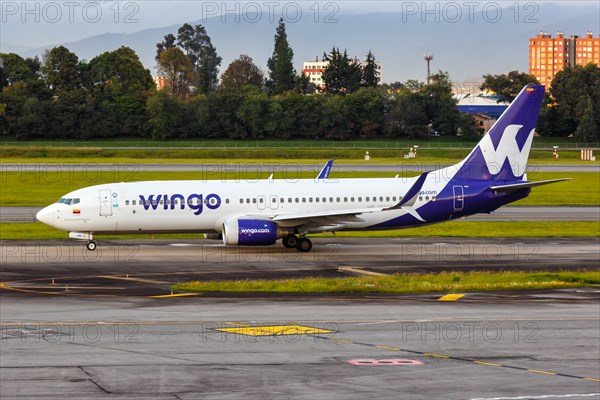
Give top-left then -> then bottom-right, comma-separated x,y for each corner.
329,197 -> 333,202
350,197 -> 354,202
288,198 -> 292,203
295,198 -> 299,203
425,196 -> 430,201
379,197 -> 383,202
344,197 -> 348,202
358,197 -> 362,202
226,199 -> 230,204
386,197 -> 390,202
322,197 -> 326,203
259,198 -> 264,203
246,199 -> 250,204
132,200 -> 136,205
336,197 -> 340,202
393,197 -> 397,202
280,198 -> 284,204
302,198 -> 306,203
309,198 -> 313,203
315,198 -> 319,203
125,200 -> 130,205
240,199 -> 244,204
366,197 -> 370,202
419,196 -> 423,201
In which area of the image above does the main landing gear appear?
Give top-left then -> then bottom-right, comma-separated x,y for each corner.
282,234 -> 312,252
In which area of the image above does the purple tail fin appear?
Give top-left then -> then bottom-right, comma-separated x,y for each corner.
455,85 -> 545,181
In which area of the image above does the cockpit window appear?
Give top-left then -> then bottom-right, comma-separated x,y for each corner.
56,198 -> 80,205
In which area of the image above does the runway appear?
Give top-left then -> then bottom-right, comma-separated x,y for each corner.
1,238 -> 599,297
1,238 -> 599,399
2,162 -> 598,173
2,206 -> 599,222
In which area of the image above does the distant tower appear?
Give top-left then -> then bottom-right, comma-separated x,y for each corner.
424,53 -> 434,84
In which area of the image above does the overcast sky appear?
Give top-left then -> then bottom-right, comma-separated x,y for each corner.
2,1 -> 598,82
3,0 -> 596,47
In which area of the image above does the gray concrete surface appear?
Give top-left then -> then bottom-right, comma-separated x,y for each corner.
1,292 -> 599,399
2,206 -> 599,223
1,238 -> 599,399
2,162 -> 599,173
1,238 -> 599,296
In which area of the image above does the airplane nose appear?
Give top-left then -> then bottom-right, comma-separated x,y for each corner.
36,206 -> 54,225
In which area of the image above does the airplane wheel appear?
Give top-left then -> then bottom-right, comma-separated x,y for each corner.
86,241 -> 97,251
283,234 -> 298,248
296,237 -> 312,253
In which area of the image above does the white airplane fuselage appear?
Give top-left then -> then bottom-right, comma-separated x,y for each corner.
35,85 -> 567,252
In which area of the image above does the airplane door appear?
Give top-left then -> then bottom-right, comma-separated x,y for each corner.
453,186 -> 464,211
257,195 -> 266,210
99,189 -> 113,216
270,195 -> 279,210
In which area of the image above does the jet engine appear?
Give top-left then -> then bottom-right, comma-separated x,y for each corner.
222,218 -> 293,246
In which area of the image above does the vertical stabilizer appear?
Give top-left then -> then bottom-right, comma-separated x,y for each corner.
454,85 -> 545,181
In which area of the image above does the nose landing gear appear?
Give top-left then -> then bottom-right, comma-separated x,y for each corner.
86,241 -> 97,251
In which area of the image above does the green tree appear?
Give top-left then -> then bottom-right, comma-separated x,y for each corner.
574,96 -> 599,143
384,91 -> 428,138
89,47 -> 153,93
294,73 -> 315,94
176,23 -> 222,94
480,70 -> 539,102
88,47 -> 153,137
155,33 -> 176,62
147,91 -> 186,139
156,24 -> 222,94
423,71 -> 462,136
361,50 -> 379,87
220,55 -> 264,93
157,47 -> 195,97
346,88 -> 384,138
41,46 -> 81,93
550,64 -> 600,136
0,53 -> 39,88
322,47 -> 362,95
267,18 -> 296,95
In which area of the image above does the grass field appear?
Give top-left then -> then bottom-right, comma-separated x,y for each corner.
172,270 -> 600,294
1,221 -> 597,240
2,146 -> 598,163
0,170 -> 596,207
2,136 -> 598,149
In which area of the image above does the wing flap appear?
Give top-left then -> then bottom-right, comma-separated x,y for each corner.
272,207 -> 383,222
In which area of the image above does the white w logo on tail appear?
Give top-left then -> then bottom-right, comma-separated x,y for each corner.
478,124 -> 534,178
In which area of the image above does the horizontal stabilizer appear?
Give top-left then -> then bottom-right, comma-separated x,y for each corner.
490,178 -> 571,192
387,172 -> 429,209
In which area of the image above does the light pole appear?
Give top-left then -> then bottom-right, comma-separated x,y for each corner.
424,53 -> 434,84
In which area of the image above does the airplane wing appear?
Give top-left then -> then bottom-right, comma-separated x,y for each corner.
316,160 -> 334,180
490,178 -> 571,192
272,207 -> 383,222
